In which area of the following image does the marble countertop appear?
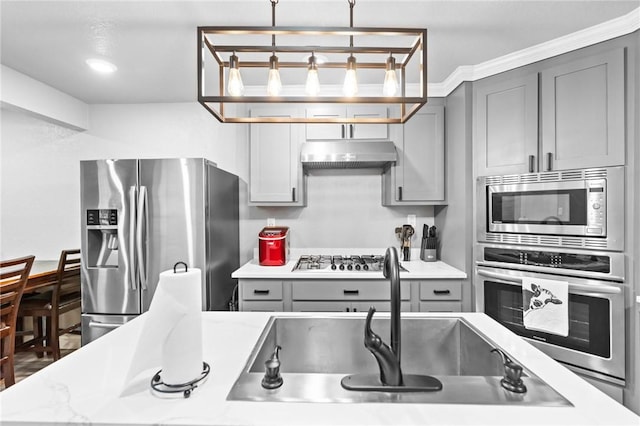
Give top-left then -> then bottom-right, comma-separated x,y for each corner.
232,249 -> 467,280
1,312 -> 638,426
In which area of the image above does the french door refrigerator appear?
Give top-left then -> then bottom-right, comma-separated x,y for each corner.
80,158 -> 239,345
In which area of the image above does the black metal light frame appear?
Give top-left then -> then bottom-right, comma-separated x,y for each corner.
197,26 -> 428,124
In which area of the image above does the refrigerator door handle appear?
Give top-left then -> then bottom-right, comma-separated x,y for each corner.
88,320 -> 121,330
137,185 -> 148,290
128,186 -> 138,291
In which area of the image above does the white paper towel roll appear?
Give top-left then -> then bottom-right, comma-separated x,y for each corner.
157,268 -> 204,385
121,267 -> 204,395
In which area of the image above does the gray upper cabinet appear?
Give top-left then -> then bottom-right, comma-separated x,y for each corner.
540,48 -> 625,171
474,73 -> 539,177
475,46 -> 625,177
249,107 -> 306,206
382,105 -> 445,205
305,106 -> 389,140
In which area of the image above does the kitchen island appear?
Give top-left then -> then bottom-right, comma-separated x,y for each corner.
1,312 -> 638,426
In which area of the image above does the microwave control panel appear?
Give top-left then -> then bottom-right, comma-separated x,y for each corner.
586,179 -> 605,235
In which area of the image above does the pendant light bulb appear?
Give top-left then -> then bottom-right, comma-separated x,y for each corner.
343,55 -> 358,97
383,55 -> 398,97
267,54 -> 282,96
227,53 -> 244,96
305,54 -> 320,96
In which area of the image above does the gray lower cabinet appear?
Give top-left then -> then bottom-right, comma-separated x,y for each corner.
238,279 -> 463,312
418,280 -> 462,312
291,280 -> 411,313
382,105 -> 446,205
474,46 -> 625,176
249,107 -> 306,206
292,301 -> 411,312
238,280 -> 284,311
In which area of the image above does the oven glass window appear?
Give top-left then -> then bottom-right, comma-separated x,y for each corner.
491,189 -> 587,226
484,281 -> 610,358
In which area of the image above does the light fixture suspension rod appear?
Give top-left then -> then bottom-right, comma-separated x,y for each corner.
348,0 -> 355,49
271,0 -> 278,49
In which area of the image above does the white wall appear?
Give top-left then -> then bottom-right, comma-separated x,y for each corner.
0,103 -> 247,260
1,103 -> 434,263
242,169 -> 434,262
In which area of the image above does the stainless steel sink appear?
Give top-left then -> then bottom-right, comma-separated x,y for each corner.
227,315 -> 572,405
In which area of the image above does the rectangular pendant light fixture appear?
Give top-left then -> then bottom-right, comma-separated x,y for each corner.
197,1 -> 427,124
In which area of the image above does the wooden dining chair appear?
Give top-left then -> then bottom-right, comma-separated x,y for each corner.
17,249 -> 81,361
1,255 -> 35,388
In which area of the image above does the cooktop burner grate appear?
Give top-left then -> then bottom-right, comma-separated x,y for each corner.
293,254 -> 407,272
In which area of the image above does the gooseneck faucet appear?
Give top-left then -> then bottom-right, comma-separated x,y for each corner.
384,245 -> 402,365
341,246 -> 442,392
363,246 -> 403,386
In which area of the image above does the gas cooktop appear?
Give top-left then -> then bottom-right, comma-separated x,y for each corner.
292,255 -> 408,272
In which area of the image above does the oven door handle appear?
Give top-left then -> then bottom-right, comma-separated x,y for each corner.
476,268 -> 622,294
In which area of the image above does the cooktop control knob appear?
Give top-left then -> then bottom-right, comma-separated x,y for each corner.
331,264 -> 337,270
355,264 -> 361,271
339,264 -> 345,270
363,264 -> 369,270
347,264 -> 353,270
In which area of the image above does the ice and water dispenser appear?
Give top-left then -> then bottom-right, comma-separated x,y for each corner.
86,209 -> 119,268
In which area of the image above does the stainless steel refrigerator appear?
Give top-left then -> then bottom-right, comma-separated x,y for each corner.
80,158 -> 239,345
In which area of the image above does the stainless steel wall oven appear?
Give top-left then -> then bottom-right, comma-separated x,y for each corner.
476,243 -> 626,387
477,166 -> 624,251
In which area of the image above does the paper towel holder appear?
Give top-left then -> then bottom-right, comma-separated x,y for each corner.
151,361 -> 211,398
173,261 -> 188,273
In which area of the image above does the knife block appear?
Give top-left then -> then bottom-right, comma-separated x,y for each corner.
420,238 -> 437,262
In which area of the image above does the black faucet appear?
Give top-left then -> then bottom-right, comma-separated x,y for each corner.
361,246 -> 404,386
341,246 -> 442,392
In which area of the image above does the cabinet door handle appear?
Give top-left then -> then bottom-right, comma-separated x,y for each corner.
292,187 -> 296,202
343,289 -> 359,296
253,289 -> 270,295
397,186 -> 403,201
528,155 -> 535,173
341,124 -> 346,139
350,124 -> 354,138
433,289 -> 451,295
546,152 -> 553,171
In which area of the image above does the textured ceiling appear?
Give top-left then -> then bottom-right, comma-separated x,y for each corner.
1,0 -> 638,104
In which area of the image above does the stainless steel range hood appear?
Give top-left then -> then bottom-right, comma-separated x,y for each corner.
300,140 -> 397,169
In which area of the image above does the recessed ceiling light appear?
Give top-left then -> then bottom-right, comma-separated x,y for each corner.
86,58 -> 117,74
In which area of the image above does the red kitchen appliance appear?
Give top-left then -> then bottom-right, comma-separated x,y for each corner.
258,227 -> 289,266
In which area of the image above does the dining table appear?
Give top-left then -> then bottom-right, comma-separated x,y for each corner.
23,260 -> 61,294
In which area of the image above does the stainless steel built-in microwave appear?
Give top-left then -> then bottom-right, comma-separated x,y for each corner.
477,166 -> 624,251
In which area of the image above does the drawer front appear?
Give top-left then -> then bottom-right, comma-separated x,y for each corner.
241,300 -> 284,312
351,301 -> 412,313
292,301 -> 351,312
240,280 -> 283,300
292,280 -> 410,301
419,301 -> 462,312
291,301 -> 411,312
419,281 -> 461,301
